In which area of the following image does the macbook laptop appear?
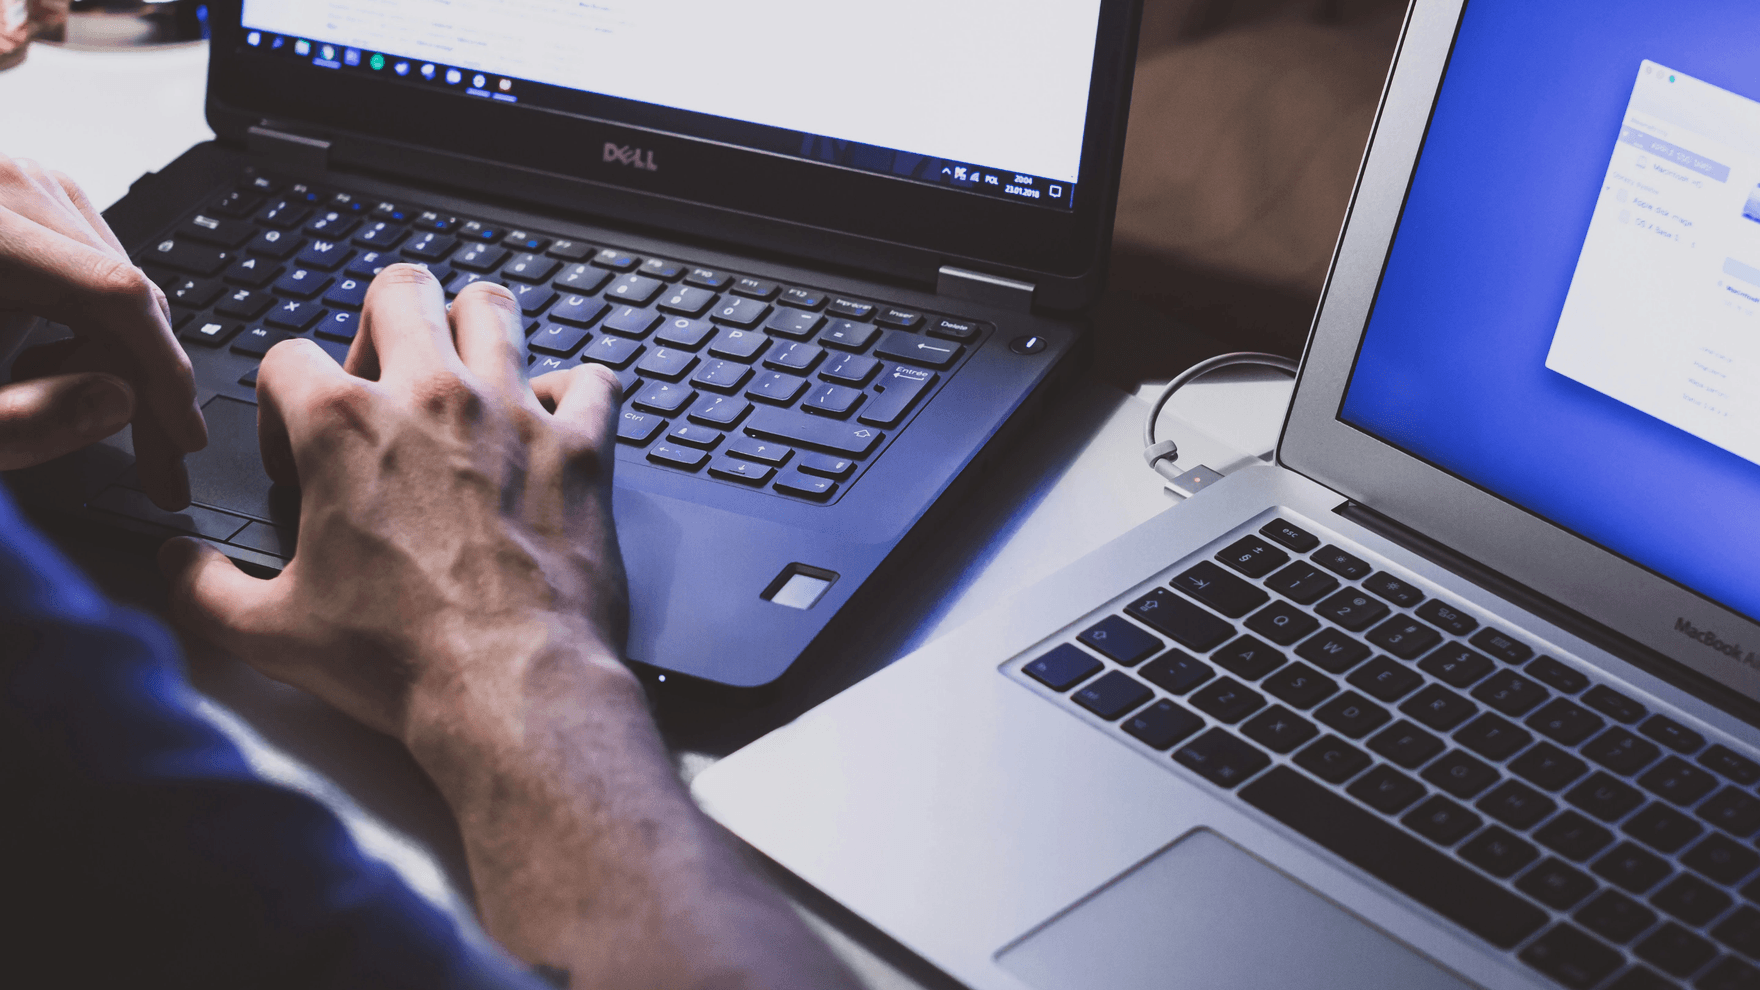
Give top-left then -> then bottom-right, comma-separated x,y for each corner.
2,0 -> 1143,691
694,1 -> 1760,987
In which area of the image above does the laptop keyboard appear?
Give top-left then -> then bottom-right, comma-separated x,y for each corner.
136,171 -> 989,506
1012,513 -> 1760,990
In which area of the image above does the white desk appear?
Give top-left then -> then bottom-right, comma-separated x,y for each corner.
1,42 -> 1295,989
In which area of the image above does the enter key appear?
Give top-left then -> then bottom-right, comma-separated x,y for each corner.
858,365 -> 938,427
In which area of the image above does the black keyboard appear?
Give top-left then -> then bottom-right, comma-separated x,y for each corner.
1015,513 -> 1760,990
138,170 -> 990,506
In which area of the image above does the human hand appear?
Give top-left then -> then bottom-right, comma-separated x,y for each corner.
158,266 -> 632,741
0,155 -> 206,507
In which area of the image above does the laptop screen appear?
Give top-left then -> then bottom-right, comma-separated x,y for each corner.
1340,0 -> 1760,630
235,0 -> 1100,214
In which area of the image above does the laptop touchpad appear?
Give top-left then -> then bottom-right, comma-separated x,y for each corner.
186,395 -> 297,525
996,829 -> 1472,990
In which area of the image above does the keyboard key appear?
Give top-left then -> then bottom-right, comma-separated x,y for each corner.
688,394 -> 751,428
1263,561 -> 1339,605
636,258 -> 683,281
529,323 -> 593,357
820,352 -> 881,387
1520,923 -> 1624,989
730,276 -> 777,299
1292,735 -> 1371,783
774,469 -> 837,500
1075,616 -> 1160,667
352,220 -> 406,249
1696,957 -> 1760,990
1518,858 -> 1599,909
1650,873 -> 1731,926
1684,834 -> 1760,885
1240,706 -> 1317,753
1460,826 -> 1539,878
1400,684 -> 1479,731
1418,642 -> 1495,688
1171,561 -> 1268,619
315,311 -> 358,342
1583,727 -> 1662,775
211,189 -> 262,217
1422,749 -> 1499,798
1314,691 -> 1389,738
632,381 -> 695,416
1240,766 -> 1547,948
304,211 -> 358,238
725,437 -> 793,465
765,341 -> 825,374
1570,772 -> 1647,822
212,286 -> 272,320
1023,644 -> 1102,691
928,316 -> 980,341
1528,698 -> 1607,746
647,443 -> 708,471
606,273 -> 663,306
1214,535 -> 1289,578
168,277 -> 225,309
1122,699 -> 1205,750
1478,780 -> 1557,829
614,409 -> 666,444
1362,572 -> 1424,608
1634,922 -> 1717,978
1581,685 -> 1648,725
1469,627 -> 1535,665
1576,889 -> 1658,944
1314,589 -> 1389,632
179,319 -> 241,348
875,307 -> 923,329
1348,764 -> 1428,814
1138,650 -> 1215,695
1403,795 -> 1482,846
1415,599 -> 1479,637
1699,788 -> 1760,838
546,239 -> 593,262
581,335 -> 644,369
179,213 -> 255,248
875,330 -> 962,369
320,275 -> 370,310
223,256 -> 281,287
1513,742 -> 1589,791
635,346 -> 699,382
820,319 -> 880,351
503,230 -> 551,252
1189,677 -> 1265,723
745,407 -> 884,457
667,424 -> 723,449
592,248 -> 638,271
1348,656 -> 1423,701
802,382 -> 863,418
825,297 -> 874,320
692,359 -> 754,392
555,263 -> 613,294
797,452 -> 854,479
1714,905 -> 1760,957
265,299 -> 324,331
708,455 -> 775,485
1367,720 -> 1443,768
1454,712 -> 1533,761
1538,811 -> 1616,861
1073,671 -> 1154,721
657,285 -> 717,317
766,309 -> 826,340
1702,746 -> 1760,786
1527,656 -> 1591,694
655,316 -> 717,350
1640,716 -> 1705,755
1471,670 -> 1550,717
710,297 -> 771,328
143,238 -> 232,276
857,366 -> 936,427
1640,757 -> 1719,806
1311,545 -> 1370,579
708,327 -> 770,361
1244,601 -> 1319,646
412,210 -> 457,232
230,326 -> 291,358
1262,662 -> 1337,709
1122,589 -> 1234,652
1594,841 -> 1673,894
683,267 -> 732,290
603,306 -> 661,338
1366,616 -> 1441,660
1211,635 -> 1284,680
1175,729 -> 1270,788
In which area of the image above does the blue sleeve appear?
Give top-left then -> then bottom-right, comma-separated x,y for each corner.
0,483 -> 543,990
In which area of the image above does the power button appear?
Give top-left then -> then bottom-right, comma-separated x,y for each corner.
1009,335 -> 1049,355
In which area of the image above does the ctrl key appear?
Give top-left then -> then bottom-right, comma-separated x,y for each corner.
1124,699 -> 1205,750
1175,729 -> 1271,788
1022,644 -> 1102,692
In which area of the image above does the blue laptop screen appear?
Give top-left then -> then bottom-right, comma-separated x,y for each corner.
1341,0 -> 1760,623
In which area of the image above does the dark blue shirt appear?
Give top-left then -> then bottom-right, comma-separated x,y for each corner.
0,483 -> 538,988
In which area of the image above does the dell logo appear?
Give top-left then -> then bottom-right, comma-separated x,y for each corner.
604,142 -> 658,172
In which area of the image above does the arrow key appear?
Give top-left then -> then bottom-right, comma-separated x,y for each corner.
875,329 -> 962,368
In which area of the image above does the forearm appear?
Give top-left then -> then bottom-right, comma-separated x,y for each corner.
407,639 -> 861,990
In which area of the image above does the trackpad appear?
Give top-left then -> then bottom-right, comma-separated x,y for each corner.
186,395 -> 297,525
996,829 -> 1473,990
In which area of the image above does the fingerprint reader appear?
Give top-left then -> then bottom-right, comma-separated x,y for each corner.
763,564 -> 839,610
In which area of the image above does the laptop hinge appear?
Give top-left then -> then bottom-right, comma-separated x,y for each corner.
936,266 -> 1036,312
245,126 -> 332,169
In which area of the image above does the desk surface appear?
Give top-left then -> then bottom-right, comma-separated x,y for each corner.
0,42 -> 1294,989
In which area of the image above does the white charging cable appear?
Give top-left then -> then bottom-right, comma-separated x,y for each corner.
1143,351 -> 1299,494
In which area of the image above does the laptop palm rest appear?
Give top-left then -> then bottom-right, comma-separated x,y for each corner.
996,829 -> 1473,990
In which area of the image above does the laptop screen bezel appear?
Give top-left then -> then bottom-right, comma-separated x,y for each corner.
199,0 -> 1140,297
1279,0 -> 1760,701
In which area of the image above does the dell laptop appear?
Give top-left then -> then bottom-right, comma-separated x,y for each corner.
4,0 -> 1142,691
695,1 -> 1760,987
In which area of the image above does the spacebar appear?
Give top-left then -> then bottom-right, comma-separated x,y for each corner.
1239,766 -> 1547,950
